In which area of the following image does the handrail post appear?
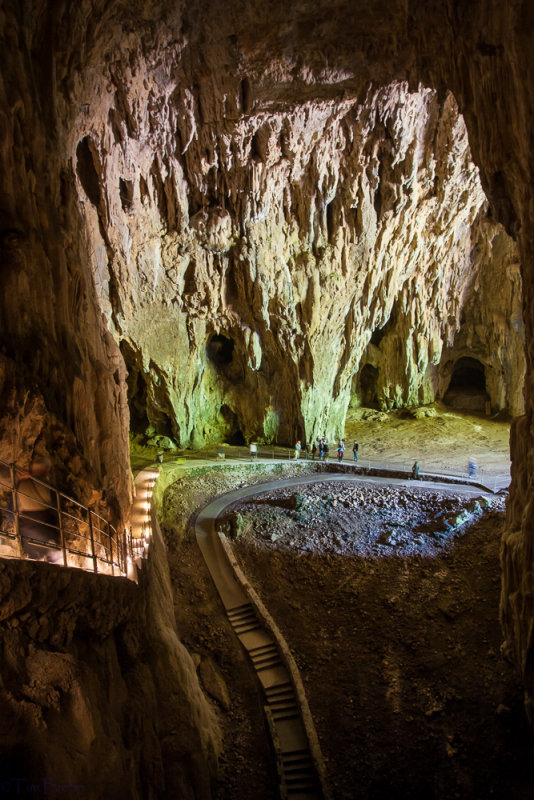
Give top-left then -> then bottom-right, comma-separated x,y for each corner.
108,522 -> 115,577
121,527 -> 128,573
56,490 -> 67,567
88,511 -> 98,573
10,463 -> 23,558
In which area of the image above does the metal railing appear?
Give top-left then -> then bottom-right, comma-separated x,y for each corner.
0,457 -> 131,575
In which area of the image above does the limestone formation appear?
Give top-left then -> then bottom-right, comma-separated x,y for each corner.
1,0 -> 534,790
72,65 -> 524,444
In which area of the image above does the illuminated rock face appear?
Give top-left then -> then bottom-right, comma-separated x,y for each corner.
1,0 -> 534,779
72,60 -> 522,446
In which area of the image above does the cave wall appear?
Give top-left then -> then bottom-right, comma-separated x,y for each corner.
0,517 -> 220,798
65,30 -> 523,444
354,218 -> 524,414
0,2 -> 131,520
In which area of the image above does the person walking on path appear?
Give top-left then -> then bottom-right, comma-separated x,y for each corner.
337,439 -> 345,462
352,441 -> 359,462
468,458 -> 477,478
318,438 -> 324,461
249,441 -> 257,460
311,442 -> 317,460
411,460 -> 420,480
294,440 -> 302,460
323,440 -> 329,461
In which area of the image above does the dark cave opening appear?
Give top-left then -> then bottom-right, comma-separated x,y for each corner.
220,404 -> 245,445
119,177 -> 134,212
76,136 -> 102,207
358,363 -> 380,408
120,340 -> 150,434
444,357 -> 489,411
207,334 -> 235,368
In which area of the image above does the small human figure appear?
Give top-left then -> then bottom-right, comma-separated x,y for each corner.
17,457 -> 62,563
318,438 -> 324,461
411,460 -> 420,480
249,441 -> 257,460
294,440 -> 302,460
305,442 -> 310,459
311,442 -> 317,460
337,439 -> 345,462
468,458 -> 477,478
352,440 -> 359,462
323,441 -> 329,461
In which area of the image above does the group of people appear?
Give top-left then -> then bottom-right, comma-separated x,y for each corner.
294,437 -> 360,462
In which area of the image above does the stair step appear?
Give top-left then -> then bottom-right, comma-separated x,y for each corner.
281,750 -> 313,765
271,710 -> 300,722
283,765 -> 315,777
251,653 -> 281,666
249,641 -> 277,652
232,623 -> 261,635
265,682 -> 293,697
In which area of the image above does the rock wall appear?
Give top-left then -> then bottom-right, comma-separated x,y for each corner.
354,217 -> 524,414
0,2 -> 131,520
65,36 -> 523,445
0,519 -> 220,799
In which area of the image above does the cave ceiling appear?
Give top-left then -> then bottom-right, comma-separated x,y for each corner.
58,0 -> 524,446
0,0 -> 530,471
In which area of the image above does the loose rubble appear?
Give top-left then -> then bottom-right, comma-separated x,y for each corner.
220,480 -> 503,558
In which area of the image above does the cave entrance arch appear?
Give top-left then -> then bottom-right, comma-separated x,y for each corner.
357,364 -> 380,409
219,404 -> 245,445
443,357 -> 489,412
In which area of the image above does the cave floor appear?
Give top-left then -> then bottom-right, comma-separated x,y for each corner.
228,481 -> 533,800
155,407 -> 531,800
132,404 -> 512,482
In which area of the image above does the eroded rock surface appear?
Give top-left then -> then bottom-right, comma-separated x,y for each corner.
72,67 -> 523,445
0,521 -> 220,799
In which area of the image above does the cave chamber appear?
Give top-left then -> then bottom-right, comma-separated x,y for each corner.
1,0 -> 534,796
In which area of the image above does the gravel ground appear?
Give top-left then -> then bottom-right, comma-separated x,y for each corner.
219,480 -> 503,558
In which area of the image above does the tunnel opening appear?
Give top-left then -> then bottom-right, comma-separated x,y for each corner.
120,340 -> 150,434
357,364 -> 380,408
219,404 -> 245,445
207,334 -> 235,368
443,357 -> 489,412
